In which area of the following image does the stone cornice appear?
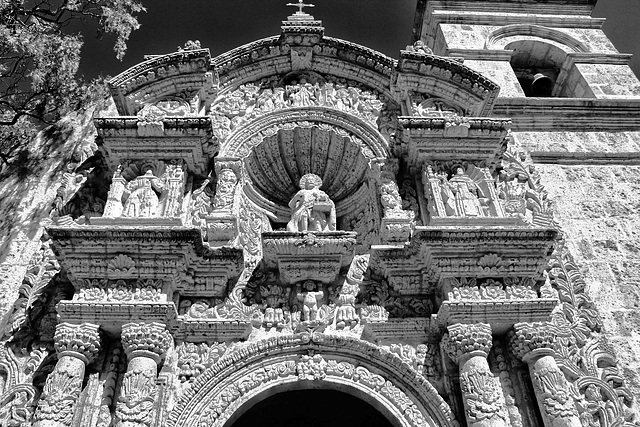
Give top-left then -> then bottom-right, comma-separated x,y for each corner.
48,226 -> 232,256
363,317 -> 441,342
398,116 -> 511,134
174,318 -> 251,342
56,301 -> 179,334
94,116 -> 212,133
492,98 -> 640,132
438,300 -> 558,334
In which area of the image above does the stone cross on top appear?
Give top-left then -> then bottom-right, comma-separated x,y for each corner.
287,0 -> 315,15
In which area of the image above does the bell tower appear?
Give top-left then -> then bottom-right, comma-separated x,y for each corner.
413,0 -> 640,100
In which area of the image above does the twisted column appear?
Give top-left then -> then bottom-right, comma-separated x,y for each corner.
115,322 -> 172,427
34,323 -> 101,427
443,323 -> 508,427
511,322 -> 580,427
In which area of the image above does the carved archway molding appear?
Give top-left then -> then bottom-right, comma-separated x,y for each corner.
167,333 -> 458,427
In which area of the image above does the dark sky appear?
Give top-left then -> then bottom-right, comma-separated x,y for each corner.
76,0 -> 640,83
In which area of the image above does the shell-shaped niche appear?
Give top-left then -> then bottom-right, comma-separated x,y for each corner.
245,124 -> 370,220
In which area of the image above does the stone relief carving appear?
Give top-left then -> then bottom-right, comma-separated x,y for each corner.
287,173 -> 336,232
5,21 -> 637,427
102,160 -> 186,220
443,323 -> 508,427
498,147 -> 555,227
0,342 -> 50,427
168,334 -> 457,427
423,164 -> 503,219
176,342 -> 228,384
546,246 -> 637,427
35,323 -> 101,426
3,240 -> 59,339
73,279 -> 164,302
444,277 -> 539,302
296,281 -> 324,322
116,322 -> 172,427
208,76 -> 390,147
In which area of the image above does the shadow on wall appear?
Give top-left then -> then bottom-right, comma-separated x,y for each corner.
0,105 -> 102,264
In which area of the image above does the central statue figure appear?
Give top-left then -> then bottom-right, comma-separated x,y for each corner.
287,173 -> 336,232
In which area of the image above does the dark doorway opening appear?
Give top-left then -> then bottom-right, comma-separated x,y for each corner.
231,389 -> 395,427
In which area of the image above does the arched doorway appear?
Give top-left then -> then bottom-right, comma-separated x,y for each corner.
229,389 -> 395,427
167,334 -> 457,427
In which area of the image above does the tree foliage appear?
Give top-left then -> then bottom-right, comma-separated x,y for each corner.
0,0 -> 145,165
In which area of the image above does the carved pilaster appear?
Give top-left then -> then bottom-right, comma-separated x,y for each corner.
116,322 -> 172,427
372,159 -> 415,244
207,158 -> 241,246
34,323 -> 101,427
443,323 -> 507,427
103,167 -> 127,217
511,322 -> 581,427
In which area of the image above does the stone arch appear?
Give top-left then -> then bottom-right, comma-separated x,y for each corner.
485,24 -> 588,53
220,107 -> 388,160
218,107 -> 389,220
212,36 -> 396,99
167,334 -> 457,427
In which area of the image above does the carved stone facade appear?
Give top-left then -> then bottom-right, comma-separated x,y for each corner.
1,2 -> 640,427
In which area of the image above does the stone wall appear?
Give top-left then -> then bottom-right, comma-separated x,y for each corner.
514,130 -> 640,397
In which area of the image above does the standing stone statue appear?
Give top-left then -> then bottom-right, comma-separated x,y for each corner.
122,170 -> 165,218
287,173 -> 336,232
446,167 -> 486,217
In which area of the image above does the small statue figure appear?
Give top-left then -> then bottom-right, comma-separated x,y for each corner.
287,173 -> 336,232
445,167 -> 486,217
297,281 -> 324,322
122,170 -> 165,218
412,40 -> 433,55
178,40 -> 201,51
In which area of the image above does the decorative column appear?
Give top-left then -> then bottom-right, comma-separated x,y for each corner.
510,322 -> 581,427
443,323 -> 508,427
34,323 -> 101,427
115,322 -> 172,427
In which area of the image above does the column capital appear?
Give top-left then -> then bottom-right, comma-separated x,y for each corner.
443,323 -> 492,363
121,322 -> 172,363
510,322 -> 557,362
54,322 -> 101,364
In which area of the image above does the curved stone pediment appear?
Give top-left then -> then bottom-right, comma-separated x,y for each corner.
109,48 -> 212,116
106,15 -> 501,120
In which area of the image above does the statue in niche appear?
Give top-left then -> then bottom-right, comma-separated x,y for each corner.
122,169 -> 166,217
297,281 -> 324,322
442,167 -> 486,217
287,173 -> 336,232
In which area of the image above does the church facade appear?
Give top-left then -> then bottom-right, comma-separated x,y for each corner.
1,1 -> 640,427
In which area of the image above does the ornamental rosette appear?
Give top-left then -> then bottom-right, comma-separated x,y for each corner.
510,322 -> 557,360
54,322 -> 101,362
121,322 -> 172,360
443,323 -> 492,363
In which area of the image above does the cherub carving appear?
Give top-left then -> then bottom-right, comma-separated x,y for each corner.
297,281 -> 324,321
